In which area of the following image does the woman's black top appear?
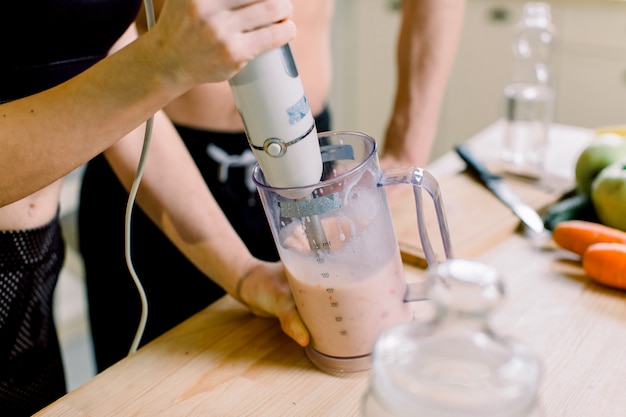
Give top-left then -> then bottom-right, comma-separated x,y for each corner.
0,0 -> 142,102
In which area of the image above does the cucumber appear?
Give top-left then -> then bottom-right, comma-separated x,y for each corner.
543,193 -> 598,231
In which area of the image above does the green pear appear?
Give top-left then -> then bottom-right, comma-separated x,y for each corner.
575,133 -> 626,196
591,161 -> 626,231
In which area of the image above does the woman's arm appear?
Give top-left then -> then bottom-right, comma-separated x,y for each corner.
103,111 -> 309,346
0,0 -> 295,207
97,17 -> 309,347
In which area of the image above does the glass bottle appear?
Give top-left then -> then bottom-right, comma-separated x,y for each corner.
362,259 -> 543,417
502,2 -> 557,173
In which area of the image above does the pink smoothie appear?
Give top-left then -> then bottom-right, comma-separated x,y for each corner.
277,179 -> 414,359
285,250 -> 412,359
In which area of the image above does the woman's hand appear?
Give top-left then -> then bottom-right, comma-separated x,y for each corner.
142,0 -> 296,88
235,260 -> 310,347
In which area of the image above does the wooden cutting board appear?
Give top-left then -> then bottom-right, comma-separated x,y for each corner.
390,166 -> 574,268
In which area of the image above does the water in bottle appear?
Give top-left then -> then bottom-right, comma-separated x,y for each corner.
502,2 -> 556,173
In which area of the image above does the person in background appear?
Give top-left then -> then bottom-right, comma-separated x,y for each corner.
79,0 -> 466,372
0,1 -> 303,415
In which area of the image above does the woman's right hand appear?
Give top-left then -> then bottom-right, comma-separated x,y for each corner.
142,0 -> 296,88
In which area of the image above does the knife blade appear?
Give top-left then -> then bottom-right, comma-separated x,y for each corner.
454,144 -> 546,235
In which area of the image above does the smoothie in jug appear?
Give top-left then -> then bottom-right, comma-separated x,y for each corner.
279,199 -> 413,359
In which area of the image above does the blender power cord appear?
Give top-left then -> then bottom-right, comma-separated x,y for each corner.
126,0 -> 156,355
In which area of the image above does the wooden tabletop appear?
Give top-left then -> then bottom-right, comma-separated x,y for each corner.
36,122 -> 626,417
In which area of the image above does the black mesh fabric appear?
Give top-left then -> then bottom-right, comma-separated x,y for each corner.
0,217 -> 66,416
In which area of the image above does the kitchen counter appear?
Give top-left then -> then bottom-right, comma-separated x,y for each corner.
36,122 -> 626,417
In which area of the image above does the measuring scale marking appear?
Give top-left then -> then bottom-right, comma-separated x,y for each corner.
284,248 -> 411,358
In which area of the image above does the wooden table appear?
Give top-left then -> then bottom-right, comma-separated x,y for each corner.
37,122 -> 626,417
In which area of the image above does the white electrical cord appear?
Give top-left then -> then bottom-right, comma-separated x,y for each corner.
126,0 -> 156,354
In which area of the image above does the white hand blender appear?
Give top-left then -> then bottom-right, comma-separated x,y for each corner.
229,44 -> 327,250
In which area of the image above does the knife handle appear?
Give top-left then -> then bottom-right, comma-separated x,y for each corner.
454,144 -> 502,181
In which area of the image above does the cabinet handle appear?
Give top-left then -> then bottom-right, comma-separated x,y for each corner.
489,6 -> 510,23
388,0 -> 401,11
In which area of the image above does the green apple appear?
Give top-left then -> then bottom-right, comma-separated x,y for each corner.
591,161 -> 626,231
575,133 -> 626,196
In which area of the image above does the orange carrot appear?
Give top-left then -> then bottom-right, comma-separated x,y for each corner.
552,220 -> 626,257
582,242 -> 626,290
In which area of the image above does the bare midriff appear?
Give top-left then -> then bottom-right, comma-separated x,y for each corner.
0,180 -> 63,230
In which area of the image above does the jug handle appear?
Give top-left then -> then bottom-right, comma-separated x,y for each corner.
379,167 -> 454,269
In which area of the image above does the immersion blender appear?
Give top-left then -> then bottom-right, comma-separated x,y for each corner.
229,44 -> 327,250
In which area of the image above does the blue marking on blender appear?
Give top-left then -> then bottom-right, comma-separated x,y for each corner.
287,95 -> 310,125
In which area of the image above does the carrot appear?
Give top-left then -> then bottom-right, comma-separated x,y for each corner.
582,242 -> 626,290
552,220 -> 626,257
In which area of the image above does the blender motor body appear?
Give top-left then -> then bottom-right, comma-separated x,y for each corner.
229,45 -> 323,195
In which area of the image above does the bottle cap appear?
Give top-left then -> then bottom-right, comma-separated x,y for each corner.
523,2 -> 551,26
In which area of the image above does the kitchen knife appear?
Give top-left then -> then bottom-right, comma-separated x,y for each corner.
454,144 -> 546,235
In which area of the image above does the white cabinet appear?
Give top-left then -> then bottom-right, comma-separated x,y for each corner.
556,2 -> 626,128
329,0 -> 626,162
434,0 -> 522,159
428,0 -> 626,159
329,0 -> 401,143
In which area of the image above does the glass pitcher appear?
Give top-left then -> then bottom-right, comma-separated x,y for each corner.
362,259 -> 544,417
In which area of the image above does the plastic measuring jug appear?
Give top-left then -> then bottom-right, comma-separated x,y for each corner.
253,131 -> 453,372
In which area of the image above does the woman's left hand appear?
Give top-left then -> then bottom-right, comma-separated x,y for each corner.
235,260 -> 310,347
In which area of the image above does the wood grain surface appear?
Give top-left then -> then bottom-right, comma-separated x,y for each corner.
390,159 -> 575,267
